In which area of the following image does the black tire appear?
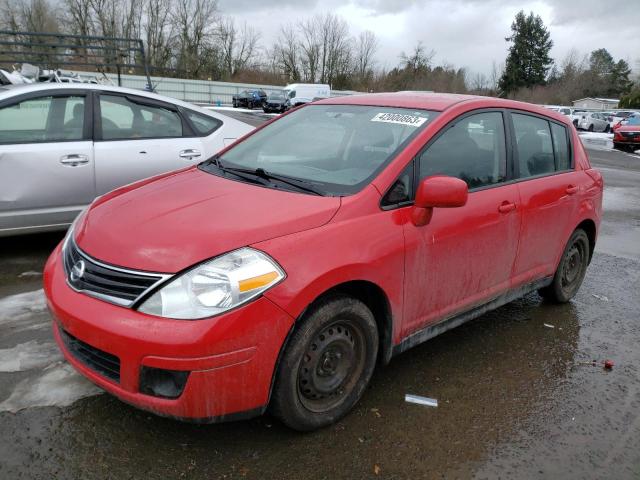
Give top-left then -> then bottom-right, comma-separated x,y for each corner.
271,295 -> 378,431
232,100 -> 237,108
588,124 -> 594,132
573,119 -> 579,128
613,142 -> 622,151
539,229 -> 590,303
604,125 -> 610,133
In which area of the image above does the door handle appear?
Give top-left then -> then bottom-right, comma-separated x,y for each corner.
60,154 -> 89,166
179,149 -> 201,160
498,201 -> 517,213
566,185 -> 579,195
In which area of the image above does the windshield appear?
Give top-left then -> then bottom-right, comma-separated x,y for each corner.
204,104 -> 437,195
268,93 -> 285,101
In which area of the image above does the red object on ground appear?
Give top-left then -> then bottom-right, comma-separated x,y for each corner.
604,360 -> 614,370
44,92 -> 604,423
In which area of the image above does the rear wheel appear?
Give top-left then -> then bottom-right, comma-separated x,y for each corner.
604,125 -> 610,133
539,229 -> 590,303
588,124 -> 594,132
271,296 -> 378,431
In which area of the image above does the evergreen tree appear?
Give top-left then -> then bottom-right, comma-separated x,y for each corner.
610,59 -> 633,96
498,11 -> 553,96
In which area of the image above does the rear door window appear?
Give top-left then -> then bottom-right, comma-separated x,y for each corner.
99,94 -> 182,140
512,113 -> 572,177
418,111 -> 507,189
512,113 -> 555,178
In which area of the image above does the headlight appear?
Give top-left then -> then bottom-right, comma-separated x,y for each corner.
138,248 -> 285,320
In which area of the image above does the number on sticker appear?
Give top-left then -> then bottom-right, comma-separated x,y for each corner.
371,113 -> 427,127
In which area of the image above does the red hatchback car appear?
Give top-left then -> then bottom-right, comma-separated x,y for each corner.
44,93 -> 603,430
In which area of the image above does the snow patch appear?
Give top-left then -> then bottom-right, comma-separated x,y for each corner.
0,289 -> 49,332
0,340 -> 62,372
0,362 -> 101,413
204,105 -> 279,116
578,132 -> 614,151
18,271 -> 42,278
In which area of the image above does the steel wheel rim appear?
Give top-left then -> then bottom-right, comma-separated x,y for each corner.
561,239 -> 586,293
297,319 -> 366,413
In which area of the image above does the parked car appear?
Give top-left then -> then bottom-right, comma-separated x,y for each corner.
263,92 -> 288,113
567,109 -> 589,128
45,93 -> 603,431
232,89 -> 267,109
284,83 -> 330,107
612,111 -> 640,131
0,83 -> 253,236
578,112 -> 610,132
613,113 -> 640,152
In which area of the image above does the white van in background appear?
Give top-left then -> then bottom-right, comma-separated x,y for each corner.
284,83 -> 330,107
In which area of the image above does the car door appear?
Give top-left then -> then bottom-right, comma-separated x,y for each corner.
93,92 -> 204,195
0,90 -> 94,233
401,110 -> 521,336
509,112 -> 580,285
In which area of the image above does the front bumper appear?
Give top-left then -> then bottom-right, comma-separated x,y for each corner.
44,244 -> 295,421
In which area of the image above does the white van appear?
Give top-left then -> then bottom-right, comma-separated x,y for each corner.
284,83 -> 330,107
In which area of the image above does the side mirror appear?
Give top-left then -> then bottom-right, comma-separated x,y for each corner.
411,176 -> 468,226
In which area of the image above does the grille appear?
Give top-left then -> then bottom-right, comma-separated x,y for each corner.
60,328 -> 121,383
63,238 -> 168,307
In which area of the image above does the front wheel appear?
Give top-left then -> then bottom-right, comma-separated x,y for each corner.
539,229 -> 590,303
588,124 -> 594,132
271,296 -> 378,431
604,125 -> 610,133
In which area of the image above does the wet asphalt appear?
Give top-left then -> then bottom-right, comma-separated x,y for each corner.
1,127 -> 639,478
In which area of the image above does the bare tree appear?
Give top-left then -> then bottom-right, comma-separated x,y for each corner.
299,16 -> 320,82
142,0 -> 174,72
470,71 -> 488,92
217,18 -> 259,78
62,0 -> 94,37
354,30 -> 378,80
400,42 -> 435,73
274,24 -> 301,82
172,0 -> 218,76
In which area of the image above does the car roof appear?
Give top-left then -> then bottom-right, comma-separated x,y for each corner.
0,82 -> 186,105
315,91 -> 570,122
0,82 -> 250,127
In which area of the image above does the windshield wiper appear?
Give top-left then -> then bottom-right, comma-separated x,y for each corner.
204,157 -> 325,196
219,164 -> 324,196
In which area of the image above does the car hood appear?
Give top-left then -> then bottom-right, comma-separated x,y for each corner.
617,124 -> 640,132
75,168 -> 341,273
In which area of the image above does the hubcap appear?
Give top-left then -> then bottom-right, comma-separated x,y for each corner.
297,321 -> 365,412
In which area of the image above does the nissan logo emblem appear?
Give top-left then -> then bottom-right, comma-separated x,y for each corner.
70,260 -> 86,282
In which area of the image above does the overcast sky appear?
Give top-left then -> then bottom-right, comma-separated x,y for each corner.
218,0 -> 640,77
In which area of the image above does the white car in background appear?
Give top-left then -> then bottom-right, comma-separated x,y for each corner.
0,83 -> 254,236
577,112 -> 610,132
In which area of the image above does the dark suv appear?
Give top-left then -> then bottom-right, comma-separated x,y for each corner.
263,92 -> 288,113
232,89 -> 267,109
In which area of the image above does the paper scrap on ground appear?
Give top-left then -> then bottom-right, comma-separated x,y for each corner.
405,394 -> 438,407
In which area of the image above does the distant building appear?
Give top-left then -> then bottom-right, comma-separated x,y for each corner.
572,97 -> 619,110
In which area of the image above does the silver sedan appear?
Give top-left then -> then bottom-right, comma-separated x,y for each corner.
577,112 -> 611,132
0,83 -> 254,236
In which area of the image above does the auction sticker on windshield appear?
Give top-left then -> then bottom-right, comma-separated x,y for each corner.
371,112 -> 428,127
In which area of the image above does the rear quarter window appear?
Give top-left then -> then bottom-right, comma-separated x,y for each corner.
184,110 -> 222,136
